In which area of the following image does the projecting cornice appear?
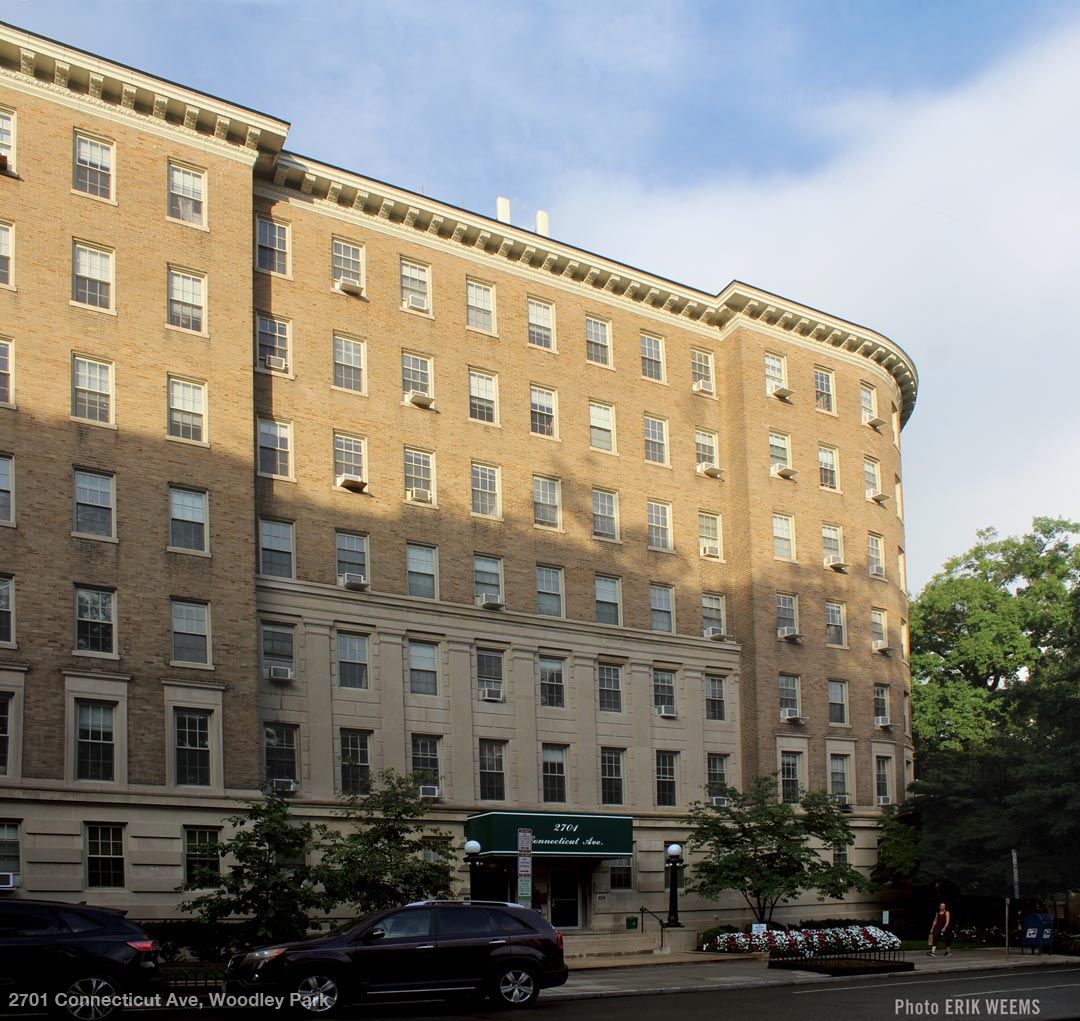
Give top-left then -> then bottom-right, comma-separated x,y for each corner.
0,21 -> 289,158
263,153 -> 919,423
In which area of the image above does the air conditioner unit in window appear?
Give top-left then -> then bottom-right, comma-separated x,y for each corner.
870,565 -> 886,578
267,664 -> 295,682
877,795 -> 891,806
873,640 -> 893,655
264,354 -> 287,372
777,627 -> 802,642
824,555 -> 850,572
710,796 -> 728,807
271,778 -> 299,795
870,490 -> 890,506
692,380 -> 714,395
406,390 -> 435,409
340,573 -> 368,591
862,411 -> 887,428
407,488 -> 432,504
875,715 -> 892,728
769,384 -> 794,400
696,462 -> 724,478
700,544 -> 722,559
419,785 -> 441,799
406,294 -> 429,312
479,688 -> 504,703
336,473 -> 367,493
834,793 -> 850,806
770,463 -> 798,480
780,707 -> 804,722
704,627 -> 732,641
335,276 -> 364,297
655,705 -> 677,719
475,595 -> 505,610
0,872 -> 16,890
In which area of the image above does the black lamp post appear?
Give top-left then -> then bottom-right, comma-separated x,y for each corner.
665,843 -> 684,928
464,839 -> 482,899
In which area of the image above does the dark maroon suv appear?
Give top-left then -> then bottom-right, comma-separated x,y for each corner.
224,900 -> 567,1014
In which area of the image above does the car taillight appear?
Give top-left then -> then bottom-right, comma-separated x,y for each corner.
556,932 -> 563,951
127,940 -> 157,953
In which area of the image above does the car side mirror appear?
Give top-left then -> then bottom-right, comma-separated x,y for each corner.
363,927 -> 386,942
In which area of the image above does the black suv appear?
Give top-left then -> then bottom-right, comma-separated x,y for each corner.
224,900 -> 568,1013
0,899 -> 165,1019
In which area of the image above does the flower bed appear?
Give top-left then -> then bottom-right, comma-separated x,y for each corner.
700,924 -> 901,954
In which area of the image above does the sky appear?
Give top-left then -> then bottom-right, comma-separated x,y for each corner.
5,0 -> 1079,592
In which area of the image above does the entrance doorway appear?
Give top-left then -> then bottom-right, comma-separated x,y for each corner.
549,866 -> 581,929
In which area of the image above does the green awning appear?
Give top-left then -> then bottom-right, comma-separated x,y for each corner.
465,811 -> 633,857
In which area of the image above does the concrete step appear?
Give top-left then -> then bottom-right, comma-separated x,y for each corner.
561,931 -> 663,959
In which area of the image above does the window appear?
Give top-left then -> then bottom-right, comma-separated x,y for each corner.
257,314 -> 289,370
409,640 -> 439,695
336,531 -> 368,579
468,370 -> 497,422
75,588 -> 115,655
0,458 -> 9,525
779,674 -> 800,714
73,470 -> 114,539
167,377 -> 206,442
595,575 -> 621,625
860,383 -> 878,425
589,401 -> 615,451
174,708 -> 211,784
406,543 -> 437,599
172,601 -> 210,665
256,217 -> 288,274
479,739 -> 506,800
650,584 -> 674,632
773,513 -> 795,560
874,684 -> 890,721
72,243 -> 112,310
264,723 -> 298,781
600,748 -> 624,805
868,533 -> 886,578
702,594 -> 726,636
340,730 -> 371,795
167,270 -> 205,332
653,668 -> 676,713
776,593 -> 797,633
72,356 -> 112,423
898,549 -> 907,591
876,756 -> 892,802
825,602 -> 846,647
401,352 -> 433,398
814,368 -> 835,412
331,239 -> 363,290
166,488 -> 206,553
476,649 -> 503,698
334,434 -> 365,483
765,352 -> 787,395
780,751 -> 801,803
864,457 -> 882,499
656,751 -> 677,807
466,279 -> 494,332
828,680 -> 848,724
338,633 -> 368,689
528,298 -> 554,349
257,420 -> 292,478
830,753 -> 850,796
895,477 -> 904,519
695,429 -> 718,468
707,752 -> 728,792
542,745 -> 567,803
592,489 -> 618,540
261,623 -> 295,677
0,700 -> 10,774
699,512 -> 722,558
536,566 -> 564,617
0,109 -> 13,169
404,448 -> 434,500
869,609 -> 888,652
528,385 -> 556,437
400,259 -> 430,310
473,554 -> 503,603
818,446 -> 839,490
833,842 -> 849,866
470,463 -> 499,517
705,675 -> 726,721
73,135 -> 113,198
822,524 -> 842,563
333,336 -> 364,392
539,656 -> 565,708
769,431 -> 791,469
647,500 -> 672,550
183,827 -> 219,886
86,824 -> 123,887
258,519 -> 294,578
75,699 -> 116,782
644,416 -> 668,464
411,734 -> 440,784
691,349 -> 714,393
168,163 -> 205,226
0,339 -> 11,404
585,317 -> 611,365
598,664 -> 622,712
533,476 -> 561,528
640,333 -> 664,380
0,222 -> 11,286
0,577 -> 11,643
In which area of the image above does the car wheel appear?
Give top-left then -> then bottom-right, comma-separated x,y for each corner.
489,963 -> 539,1008
291,971 -> 343,1017
53,975 -> 124,1021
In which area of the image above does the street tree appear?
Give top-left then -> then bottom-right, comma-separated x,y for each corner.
686,774 -> 869,924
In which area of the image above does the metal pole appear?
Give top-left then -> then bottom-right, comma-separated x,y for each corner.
1005,896 -> 1010,959
665,845 -> 684,928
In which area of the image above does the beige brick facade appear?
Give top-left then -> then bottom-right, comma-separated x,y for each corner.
0,25 -> 916,930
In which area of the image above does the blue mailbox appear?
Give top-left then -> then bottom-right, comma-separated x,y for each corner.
1020,913 -> 1053,954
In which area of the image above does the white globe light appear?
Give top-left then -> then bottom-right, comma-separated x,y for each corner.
666,843 -> 682,857
464,839 -> 482,855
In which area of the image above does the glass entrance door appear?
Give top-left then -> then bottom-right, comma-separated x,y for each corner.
549,867 -> 580,928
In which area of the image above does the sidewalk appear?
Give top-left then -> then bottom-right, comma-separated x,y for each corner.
550,948 -> 1070,1001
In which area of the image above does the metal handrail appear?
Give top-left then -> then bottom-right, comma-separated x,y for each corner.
639,905 -> 668,949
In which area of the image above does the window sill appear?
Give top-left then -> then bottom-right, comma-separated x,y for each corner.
71,531 -> 118,544
527,342 -> 558,354
165,215 -> 209,233
167,546 -> 211,558
71,189 -> 118,207
533,524 -> 564,534
69,415 -> 117,430
826,644 -> 850,651
468,418 -> 501,428
592,535 -> 622,545
254,266 -> 294,281
69,300 -> 117,316
0,520 -> 15,529
470,513 -> 503,522
648,546 -> 676,555
256,471 -> 297,483
399,305 -> 435,321
169,660 -> 215,671
255,365 -> 296,381
166,434 -> 209,448
256,572 -> 297,582
642,376 -> 668,387
72,649 -> 120,660
0,640 -> 17,650
404,499 -> 439,509
0,283 -> 16,293
820,486 -> 842,495
700,555 -> 726,563
589,446 -> 618,456
330,385 -> 368,398
586,360 -> 616,371
644,461 -> 672,470
530,432 -> 560,442
164,323 -> 209,340
332,285 -> 369,301
815,408 -> 839,417
466,326 -> 499,339
0,402 -> 15,411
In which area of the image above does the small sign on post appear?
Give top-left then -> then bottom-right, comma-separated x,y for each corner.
517,828 -> 533,906
751,922 -> 767,935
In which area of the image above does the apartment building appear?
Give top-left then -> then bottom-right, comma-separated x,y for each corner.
0,22 -> 917,930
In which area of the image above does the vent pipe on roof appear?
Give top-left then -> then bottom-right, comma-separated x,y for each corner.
536,209 -> 550,237
496,196 -> 511,224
